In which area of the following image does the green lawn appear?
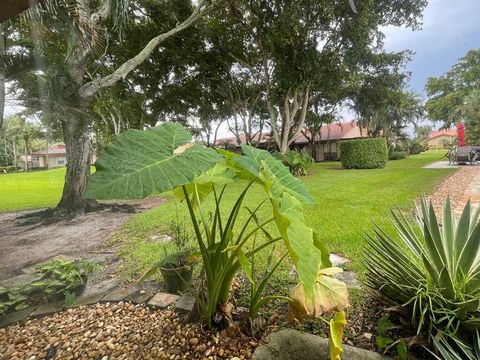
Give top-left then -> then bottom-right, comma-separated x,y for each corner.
112,151 -> 455,280
0,168 -> 66,211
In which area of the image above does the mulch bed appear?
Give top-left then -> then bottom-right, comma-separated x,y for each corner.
0,302 -> 257,360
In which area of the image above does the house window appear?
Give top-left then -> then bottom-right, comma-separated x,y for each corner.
58,159 -> 65,165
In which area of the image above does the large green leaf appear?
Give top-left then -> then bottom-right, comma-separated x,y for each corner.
85,123 -> 222,199
234,145 -> 314,204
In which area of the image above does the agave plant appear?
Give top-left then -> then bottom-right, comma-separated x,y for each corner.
364,197 -> 480,359
85,122 -> 349,357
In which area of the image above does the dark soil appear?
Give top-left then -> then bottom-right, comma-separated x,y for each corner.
0,197 -> 165,281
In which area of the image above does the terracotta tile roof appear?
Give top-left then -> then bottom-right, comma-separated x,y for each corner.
214,132 -> 270,146
428,129 -> 457,140
31,144 -> 66,156
293,121 -> 362,144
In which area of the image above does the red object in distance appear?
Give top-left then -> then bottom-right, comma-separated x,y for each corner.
457,123 -> 466,146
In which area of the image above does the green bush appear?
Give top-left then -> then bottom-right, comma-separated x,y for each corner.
277,148 -> 313,176
388,151 -> 407,160
364,198 -> 480,359
340,138 -> 387,169
409,141 -> 424,155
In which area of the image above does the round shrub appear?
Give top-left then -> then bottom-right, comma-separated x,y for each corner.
340,138 -> 388,169
409,141 -> 424,155
388,151 -> 407,160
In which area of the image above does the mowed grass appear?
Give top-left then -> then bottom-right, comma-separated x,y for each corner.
0,168 -> 66,211
113,151 -> 454,280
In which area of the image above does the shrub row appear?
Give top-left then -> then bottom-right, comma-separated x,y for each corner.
388,151 -> 407,160
340,138 -> 388,169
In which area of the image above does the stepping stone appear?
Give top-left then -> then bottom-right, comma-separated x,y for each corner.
175,294 -> 196,315
32,302 -> 64,317
0,307 -> 35,328
148,292 -> 179,309
125,288 -> 154,304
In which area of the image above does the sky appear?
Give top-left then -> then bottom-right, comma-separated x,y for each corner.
382,0 -> 480,97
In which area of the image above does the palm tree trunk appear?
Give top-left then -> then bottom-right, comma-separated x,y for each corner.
57,116 -> 91,211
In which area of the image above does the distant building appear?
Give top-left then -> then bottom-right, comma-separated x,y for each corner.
427,129 -> 457,149
19,145 -> 67,169
215,121 -> 369,162
292,121 -> 367,161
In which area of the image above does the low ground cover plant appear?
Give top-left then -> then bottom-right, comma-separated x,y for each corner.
86,123 -> 350,358
364,197 -> 480,359
340,138 -> 388,169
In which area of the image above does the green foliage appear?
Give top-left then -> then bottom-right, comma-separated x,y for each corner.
276,148 -> 314,176
86,123 -> 345,331
340,138 -> 388,169
364,197 -> 480,359
426,49 -> 480,128
409,141 -> 424,155
0,259 -> 96,315
388,151 -> 407,160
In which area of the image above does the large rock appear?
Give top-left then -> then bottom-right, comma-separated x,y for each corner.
253,329 -> 390,360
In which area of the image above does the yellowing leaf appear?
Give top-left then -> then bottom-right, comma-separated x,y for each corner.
330,311 -> 346,360
288,267 -> 350,321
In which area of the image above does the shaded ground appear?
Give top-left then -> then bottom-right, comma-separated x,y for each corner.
0,198 -> 165,281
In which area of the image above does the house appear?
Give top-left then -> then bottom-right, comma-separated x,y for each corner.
427,129 -> 457,149
31,145 -> 68,168
214,121 -> 369,162
292,121 -> 368,161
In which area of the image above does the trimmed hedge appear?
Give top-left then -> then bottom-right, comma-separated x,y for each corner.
389,151 -> 407,160
340,138 -> 388,169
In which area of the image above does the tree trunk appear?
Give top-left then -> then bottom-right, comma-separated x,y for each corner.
57,116 -> 91,211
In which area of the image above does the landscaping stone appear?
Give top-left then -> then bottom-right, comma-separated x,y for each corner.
125,288 -> 154,304
252,329 -> 390,360
175,294 -> 196,315
81,276 -> 120,298
74,292 -> 107,307
0,272 -> 42,289
0,307 -> 35,328
334,271 -> 361,290
147,234 -> 172,244
329,253 -> 351,268
148,292 -> 179,308
101,287 -> 137,302
32,302 -> 64,317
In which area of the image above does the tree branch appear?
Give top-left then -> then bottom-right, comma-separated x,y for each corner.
79,0 -> 216,98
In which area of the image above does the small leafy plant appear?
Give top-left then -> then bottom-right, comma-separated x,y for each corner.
364,197 -> 480,359
0,259 -> 96,315
276,148 -> 314,176
374,314 -> 407,360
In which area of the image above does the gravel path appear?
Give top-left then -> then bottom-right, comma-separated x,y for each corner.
427,166 -> 480,216
0,302 -> 256,360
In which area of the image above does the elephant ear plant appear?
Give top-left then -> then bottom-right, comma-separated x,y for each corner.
86,123 -> 349,358
364,197 -> 480,359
